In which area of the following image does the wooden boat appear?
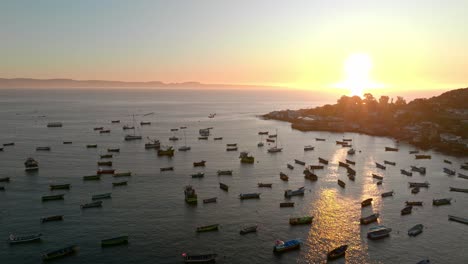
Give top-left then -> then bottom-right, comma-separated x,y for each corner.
239,193 -> 261,200
406,201 -> 423,206
97,161 -> 112,166
268,134 -> 277,138
411,166 -> 426,174
346,167 -> 356,175
384,160 -> 396,166
158,147 -> 174,157
337,179 -> 346,188
112,181 -> 128,186
50,184 -> 70,190
409,182 -> 430,188
140,121 -> 151,125
318,157 -> 329,164
226,146 -> 238,151
294,159 -> 305,165
273,239 -> 301,252
191,172 -> 204,178
443,168 -> 456,175
258,131 -> 269,135
315,138 -> 325,141
123,125 -> 134,130
24,158 -> 39,171
226,143 -> 237,147
183,253 -> 217,263
214,137 -> 223,140
375,162 -> 386,170
3,142 -> 14,146
280,172 -> 289,181
443,159 -> 452,164
42,194 -> 64,201
94,127 -> 104,131
458,173 -> 468,180
327,245 -> 348,260
361,198 -> 373,207
239,152 -> 255,163
381,191 -> 394,197
284,187 -> 305,198
36,146 -> 51,151
125,135 -> 142,141
309,165 -> 324,170
9,233 -> 42,244
347,148 -> 355,155
107,148 -> 120,152
433,198 -> 451,206
97,169 -> 115,175
367,225 -> 392,240
81,201 -> 102,209
92,193 -> 111,200
197,136 -> 208,140
348,174 -> 356,181
99,130 -> 110,134
196,224 -> 219,232
409,150 -> 419,154
411,187 -> 420,194
345,159 -> 355,165
113,171 -> 132,177
100,154 -> 113,159
217,170 -> 232,176
184,185 -> 198,204
401,206 -> 413,215
87,144 -> 98,148
160,166 -> 174,172
385,147 -> 398,151
338,161 -> 349,168
336,140 -> 345,145
372,174 -> 383,180
42,245 -> 78,261
401,169 -> 413,176
101,236 -> 128,246
193,160 -> 206,167
41,215 -> 63,223
289,216 -> 313,225
303,145 -> 314,151
219,183 -> 228,191
258,183 -> 272,188
170,128 -> 179,132
111,120 -> 120,123
240,225 -> 257,235
287,163 -> 294,170
145,141 -> 161,149
83,175 -> 101,181
408,224 -> 424,236
47,122 -> 63,128
448,215 -> 468,225
280,202 -> 294,207
203,197 -> 217,204
304,169 -> 318,181
449,187 -> 468,193
360,213 -> 379,224
376,180 -> 383,185
415,154 -> 431,159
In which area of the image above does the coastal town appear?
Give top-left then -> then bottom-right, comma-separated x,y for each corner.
264,88 -> 468,156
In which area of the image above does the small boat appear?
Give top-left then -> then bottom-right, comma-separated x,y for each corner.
385,147 -> 398,151
381,191 -> 394,197
81,201 -> 103,209
258,183 -> 272,188
408,224 -> 424,236
372,174 -> 383,180
9,233 -> 42,244
284,187 -> 305,198
304,145 -> 314,151
112,181 -> 128,186
458,173 -> 468,180
41,215 -> 63,223
239,152 -> 255,163
417,260 -> 430,264
411,166 -> 426,174
433,198 -> 451,206
409,150 -> 419,154
193,160 -> 206,167
170,128 -> 179,132
47,122 -> 63,128
376,180 -> 383,185
219,183 -> 229,191
217,170 -> 233,176
289,216 -> 313,225
191,172 -> 204,178
240,225 -> 258,235
3,142 -> 14,146
273,239 -> 301,253
145,139 -> 161,149
196,224 -> 219,232
107,148 -> 120,152
294,159 -> 305,165
345,159 -> 355,165
401,206 -> 413,215
304,169 -> 318,181
443,168 -> 456,176
100,154 -> 113,159
183,253 -> 217,263
184,185 -> 198,204
42,194 -> 64,201
266,138 -> 275,143
113,171 -> 132,177
287,163 -> 294,170
94,127 -> 104,131
226,147 -> 238,151
123,125 -> 134,130
327,245 -> 348,260
267,146 -> 282,153
348,174 -> 356,181
83,175 -> 101,181
367,225 -> 392,240
97,169 -> 115,174
63,141 -> 72,144
347,148 -> 355,155
280,202 -> 294,207
125,135 -> 142,141
160,166 -> 174,172
197,136 -> 208,140
42,245 -> 78,261
214,137 -> 223,140
36,146 -> 51,151
338,161 -> 349,168
415,154 -> 431,159
258,131 -> 269,135
449,187 -> 468,193
309,165 -> 324,170
376,162 -> 386,170
92,193 -> 111,200
361,198 -> 373,207
280,172 -> 289,181
50,184 -> 70,190
239,193 -> 261,200
257,142 -> 264,147
444,159 -> 452,164
99,130 -> 110,134
315,138 -> 325,141
158,147 -> 175,157
199,128 -> 210,136
337,179 -> 346,188
318,157 -> 329,164
268,134 -> 277,138
347,167 -> 356,175
24,158 -> 39,171
401,169 -> 413,176
226,143 -> 237,147
336,140 -> 345,145
111,120 -> 120,123
97,161 -> 112,166
101,236 -> 128,246
448,215 -> 468,225
87,144 -> 98,148
140,121 -> 151,125
343,138 -> 352,142
384,160 -> 396,166
203,197 -> 217,204
208,113 -> 216,118
360,213 -> 379,225
406,201 -> 423,206
409,182 -> 430,188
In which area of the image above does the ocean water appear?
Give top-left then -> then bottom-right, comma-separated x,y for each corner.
0,89 -> 466,264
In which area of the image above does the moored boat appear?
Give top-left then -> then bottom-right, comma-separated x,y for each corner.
3,142 -> 14,146
406,201 -> 423,206
409,150 -> 419,154
185,185 -> 198,204
411,166 -> 426,174
309,165 -> 324,170
24,157 -> 39,171
433,198 -> 451,206
304,169 -> 318,181
337,179 -> 346,188
327,245 -> 348,260
384,160 -> 396,166
226,147 -> 238,151
258,131 -> 269,135
443,167 -> 456,175
9,233 -> 42,244
157,147 -> 175,157
42,245 -> 78,261
348,174 -> 356,181
360,213 -> 379,225
41,215 -> 63,223
113,171 -> 132,177
140,121 -> 151,125
345,159 -> 355,165
107,148 -> 120,152
280,202 -> 294,207
273,239 -> 301,253
361,198 -> 373,207
99,130 -> 110,134
415,154 -> 431,159
444,159 -> 452,164
448,215 -> 468,225
36,146 -> 51,151
294,159 -> 305,165
217,170 -> 232,176
411,187 -> 420,194
191,172 -> 204,178
338,161 -> 349,168
280,172 -> 289,181
381,190 -> 394,197
226,143 -> 237,147
214,137 -> 223,140
284,187 -> 305,198
92,193 -> 111,200
101,236 -> 128,246
93,127 -> 104,131
197,136 -> 207,140
409,182 -> 430,188
203,197 -> 217,204
125,135 -> 142,141
196,224 -> 219,232
219,183 -> 229,191
266,139 -> 275,143
97,161 -> 112,166
97,169 -> 115,175
289,216 -> 313,225
239,152 -> 255,163
239,193 -> 261,200
315,138 -> 325,141
47,122 -> 63,128
193,160 -> 206,167
449,187 -> 468,193
258,183 -> 272,188
100,154 -> 113,159
408,224 -> 424,236
182,253 -> 218,263
111,120 -> 120,123
318,157 -> 329,164
83,175 -> 101,181
401,206 -> 413,215
347,148 -> 355,155
287,163 -> 294,170
304,145 -> 314,151
81,201 -> 102,209
87,144 -> 98,148
367,225 -> 392,240
50,184 -> 70,190
240,225 -> 258,235
42,194 -> 64,201
458,173 -> 468,179
385,147 -> 398,151
372,174 -> 383,180
112,181 -> 128,186
375,162 -> 386,170
145,140 -> 161,149
160,166 -> 174,172
401,169 -> 413,176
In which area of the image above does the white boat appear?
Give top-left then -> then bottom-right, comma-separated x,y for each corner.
9,233 -> 42,244
268,129 -> 282,153
178,130 -> 191,151
367,225 -> 392,240
124,114 -> 142,141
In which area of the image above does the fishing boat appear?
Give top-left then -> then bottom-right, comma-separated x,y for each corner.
385,147 -> 398,151
185,185 -> 198,204
458,173 -> 468,180
193,160 -> 206,167
267,129 -> 282,153
287,163 -> 294,170
50,184 -> 70,190
316,138 -> 325,141
258,131 -> 269,135
381,191 -> 394,197
94,127 -> 104,131
449,187 -> 468,193
83,175 -> 101,181
338,161 -> 349,168
258,183 -> 272,188
239,152 -> 255,164
294,159 -> 305,165
41,215 -> 63,223
444,168 -> 456,175
36,146 -> 51,151
203,197 -> 217,204
97,169 -> 115,175
199,128 -> 210,136
171,128 -> 179,132
101,236 -> 128,246
9,233 -> 42,244
240,225 -> 257,235
309,165 -> 324,170
268,134 -> 277,138
444,159 -> 452,164
273,239 -> 301,253
384,160 -> 396,166
107,148 -> 120,152
197,136 -> 207,140
289,216 -> 313,225
327,245 -> 348,260
112,181 -> 128,186
122,125 -> 134,130
411,166 -> 426,174
42,245 -> 78,261
191,172 -> 204,178
280,172 -> 289,181
409,182 -> 430,188
160,166 -> 174,172
347,148 -> 355,155
97,161 -> 112,166
360,213 -> 379,224
367,225 -> 392,240
99,130 -> 110,134
140,121 -> 151,125
113,171 -> 132,177
408,224 -> 424,236
87,144 -> 98,148
158,147 -> 174,157
433,198 -> 451,206
336,140 -> 345,145
100,154 -> 113,159
284,187 -> 305,198
375,162 -> 386,170
124,115 -> 142,141
409,150 -> 419,154
47,122 -> 63,127
226,143 -> 237,147
401,169 -> 413,176
337,179 -> 346,188
111,120 -> 120,123
304,169 -> 318,181
448,215 -> 468,224
266,138 -> 275,143
372,174 -> 383,180
182,253 -> 218,263
361,198 -> 373,207
81,201 -> 102,209
92,193 -> 111,200
280,202 -> 294,207
219,183 -> 229,191
304,145 -> 314,151
42,194 -> 64,201
401,206 -> 413,215
145,139 -> 161,149
239,193 -> 261,200
406,201 -> 423,206
348,174 -> 356,181
345,159 -> 355,165
318,157 -> 329,164
196,224 -> 219,232
415,154 -> 431,159
63,141 -> 72,144
24,157 -> 39,171
257,141 -> 264,147
226,147 -> 238,151
3,142 -> 14,146
217,170 -> 233,176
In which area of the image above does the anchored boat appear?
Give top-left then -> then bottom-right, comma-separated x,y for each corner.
101,236 -> 128,247
273,239 -> 301,253
196,224 -> 219,232
92,193 -> 111,200
360,213 -> 379,225
81,201 -> 102,209
284,187 -> 305,198
239,193 -> 261,200
367,225 -> 392,240
408,224 -> 424,236
9,233 -> 42,244
182,253 -> 217,263
289,216 -> 313,225
327,245 -> 348,260
42,245 -> 78,261
185,185 -> 198,204
240,225 -> 258,235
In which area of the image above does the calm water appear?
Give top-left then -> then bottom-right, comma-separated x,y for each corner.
0,89 -> 466,264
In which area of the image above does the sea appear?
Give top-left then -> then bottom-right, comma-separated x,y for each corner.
0,89 -> 466,264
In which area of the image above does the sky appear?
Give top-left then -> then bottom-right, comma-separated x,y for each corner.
1,0 -> 467,94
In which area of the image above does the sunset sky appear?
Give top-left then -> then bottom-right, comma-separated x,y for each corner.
1,0 -> 467,94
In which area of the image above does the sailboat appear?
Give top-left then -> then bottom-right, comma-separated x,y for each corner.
178,129 -> 191,151
257,134 -> 264,147
267,129 -> 282,153
124,114 -> 142,141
